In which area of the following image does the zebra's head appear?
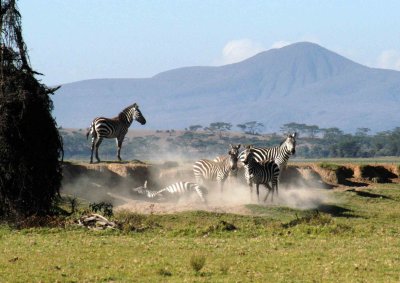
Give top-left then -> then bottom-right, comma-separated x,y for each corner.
132,180 -> 148,195
228,144 -> 241,174
242,145 -> 255,166
281,132 -> 297,155
127,103 -> 146,125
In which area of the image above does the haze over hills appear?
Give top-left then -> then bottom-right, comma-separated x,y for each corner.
52,42 -> 400,133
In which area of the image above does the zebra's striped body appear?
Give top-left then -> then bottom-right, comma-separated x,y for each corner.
132,181 -> 207,203
242,146 -> 280,202
213,155 -> 227,163
86,103 -> 146,163
193,144 -> 241,192
238,133 -> 297,169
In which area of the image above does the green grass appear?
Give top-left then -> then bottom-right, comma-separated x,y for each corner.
1,184 -> 400,282
318,162 -> 341,171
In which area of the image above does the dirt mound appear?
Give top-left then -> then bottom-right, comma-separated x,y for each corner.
61,161 -> 399,215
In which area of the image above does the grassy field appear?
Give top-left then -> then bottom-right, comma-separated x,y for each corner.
1,183 -> 400,282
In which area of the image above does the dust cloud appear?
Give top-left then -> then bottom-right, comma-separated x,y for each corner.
61,156 -> 336,215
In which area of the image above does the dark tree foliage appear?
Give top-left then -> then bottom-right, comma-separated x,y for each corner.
0,1 -> 63,218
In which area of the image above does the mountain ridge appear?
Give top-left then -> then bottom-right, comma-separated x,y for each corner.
53,42 -> 400,132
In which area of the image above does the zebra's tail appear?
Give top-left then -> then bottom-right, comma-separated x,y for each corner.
86,122 -> 94,140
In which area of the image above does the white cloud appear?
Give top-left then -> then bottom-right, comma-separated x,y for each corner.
219,39 -> 266,65
270,40 -> 291,49
376,50 -> 400,70
269,36 -> 320,50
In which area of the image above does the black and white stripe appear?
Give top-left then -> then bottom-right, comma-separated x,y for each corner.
86,103 -> 146,163
193,144 -> 241,192
132,181 -> 207,203
239,133 -> 297,169
242,146 -> 280,202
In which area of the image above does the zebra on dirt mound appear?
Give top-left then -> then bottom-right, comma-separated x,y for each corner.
86,103 -> 146,163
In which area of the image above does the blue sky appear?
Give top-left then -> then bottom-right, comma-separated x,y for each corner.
19,0 -> 400,85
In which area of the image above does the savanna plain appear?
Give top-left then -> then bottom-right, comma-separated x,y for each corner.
1,160 -> 400,282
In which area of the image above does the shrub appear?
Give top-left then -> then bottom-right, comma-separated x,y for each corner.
158,267 -> 172,277
89,202 -> 113,217
190,254 -> 206,273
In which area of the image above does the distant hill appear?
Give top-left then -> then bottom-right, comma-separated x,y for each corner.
53,42 -> 400,132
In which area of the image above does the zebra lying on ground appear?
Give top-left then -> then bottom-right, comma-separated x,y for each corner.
132,181 -> 208,203
238,133 -> 297,169
86,103 -> 146,163
242,145 -> 280,202
193,144 -> 241,193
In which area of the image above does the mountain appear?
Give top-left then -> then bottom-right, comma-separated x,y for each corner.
52,42 -> 400,133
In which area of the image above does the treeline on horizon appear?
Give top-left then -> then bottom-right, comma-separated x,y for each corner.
60,122 -> 400,160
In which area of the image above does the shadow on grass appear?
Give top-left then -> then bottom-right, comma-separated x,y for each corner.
340,180 -> 369,187
315,204 -> 358,218
346,189 -> 393,200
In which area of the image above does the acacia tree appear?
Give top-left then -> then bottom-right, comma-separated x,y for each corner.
207,122 -> 232,138
188,125 -> 202,132
0,1 -> 63,218
237,121 -> 264,135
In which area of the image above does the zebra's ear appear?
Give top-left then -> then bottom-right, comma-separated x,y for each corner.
237,144 -> 241,149
292,132 -> 297,138
133,103 -> 138,108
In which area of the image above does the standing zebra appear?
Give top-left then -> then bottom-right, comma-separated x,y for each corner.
193,144 -> 241,193
242,145 -> 280,202
86,103 -> 146,163
239,133 -> 297,168
132,181 -> 208,203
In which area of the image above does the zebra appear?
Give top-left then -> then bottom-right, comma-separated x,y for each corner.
132,181 -> 208,203
193,144 -> 241,193
242,145 -> 280,202
239,133 -> 297,169
86,103 -> 146,163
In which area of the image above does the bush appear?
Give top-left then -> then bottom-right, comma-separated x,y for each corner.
89,202 -> 113,217
190,254 -> 206,273
0,1 -> 63,218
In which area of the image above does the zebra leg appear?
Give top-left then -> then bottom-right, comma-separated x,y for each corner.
256,184 -> 260,203
264,184 -> 272,202
248,181 -> 253,201
90,137 -> 96,164
196,188 -> 208,205
116,138 -> 123,161
90,135 -> 101,163
266,182 -> 273,202
274,180 -> 279,201
94,137 -> 103,163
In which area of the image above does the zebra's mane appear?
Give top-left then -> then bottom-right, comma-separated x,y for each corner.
279,136 -> 292,147
118,104 -> 137,122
